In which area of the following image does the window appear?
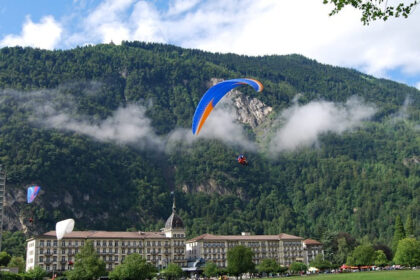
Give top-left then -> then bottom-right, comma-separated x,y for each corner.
62,256 -> 66,261
62,249 -> 65,254
109,241 -> 113,246
81,241 -> 84,246
40,241 -> 44,247
53,241 -> 57,247
115,241 -> 118,246
114,255 -> 118,261
75,241 -> 78,246
103,241 -> 106,246
54,248 -> 57,254
39,256 -> 43,262
40,248 -> 44,254
53,256 -> 57,261
46,266 -> 50,271
47,240 -> 51,247
97,241 -> 100,246
61,241 -> 65,246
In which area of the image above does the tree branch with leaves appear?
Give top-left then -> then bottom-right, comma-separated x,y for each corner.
323,0 -> 419,24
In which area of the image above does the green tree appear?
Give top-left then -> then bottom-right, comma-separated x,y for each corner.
392,215 -> 406,253
309,254 -> 331,270
374,250 -> 388,267
0,231 -> 26,257
405,215 -> 415,237
7,256 -> 25,273
203,261 -> 219,278
227,245 -> 255,279
0,251 -> 12,266
323,0 -> 419,25
393,238 -> 420,267
161,263 -> 183,280
25,266 -> 47,280
109,253 -> 156,280
66,241 -> 106,280
289,262 -> 307,274
348,244 -> 376,266
256,258 -> 278,275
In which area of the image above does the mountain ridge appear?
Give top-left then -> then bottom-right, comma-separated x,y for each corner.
0,42 -> 418,247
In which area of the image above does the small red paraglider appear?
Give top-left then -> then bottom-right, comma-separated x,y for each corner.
237,154 -> 248,166
29,217 -> 33,224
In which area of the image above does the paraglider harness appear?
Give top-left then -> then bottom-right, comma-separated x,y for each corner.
237,154 -> 248,166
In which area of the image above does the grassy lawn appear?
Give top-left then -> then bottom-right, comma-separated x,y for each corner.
261,270 -> 420,280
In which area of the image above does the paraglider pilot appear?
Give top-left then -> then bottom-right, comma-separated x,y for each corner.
237,154 -> 248,166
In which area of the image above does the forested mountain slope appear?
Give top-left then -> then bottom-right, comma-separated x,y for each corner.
0,42 -> 419,246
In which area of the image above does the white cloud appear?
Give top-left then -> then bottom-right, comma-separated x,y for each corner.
39,104 -> 165,150
167,0 -> 200,16
0,16 -> 62,49
167,103 -> 257,151
2,0 -> 420,85
269,97 -> 376,152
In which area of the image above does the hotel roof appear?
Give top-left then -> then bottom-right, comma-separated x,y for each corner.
34,231 -> 168,240
187,233 -> 304,242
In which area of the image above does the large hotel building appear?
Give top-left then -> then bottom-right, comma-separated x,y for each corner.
26,200 -> 323,272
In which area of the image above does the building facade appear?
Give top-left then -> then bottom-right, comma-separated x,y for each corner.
302,238 -> 323,264
186,232 -> 323,267
26,200 -> 186,272
25,199 -> 323,272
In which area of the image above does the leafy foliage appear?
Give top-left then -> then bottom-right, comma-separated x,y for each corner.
24,266 -> 47,280
227,245 -> 254,277
0,251 -> 12,266
7,256 -> 25,273
109,253 -> 156,280
289,262 -> 307,274
66,241 -> 106,280
393,238 -> 420,267
323,0 -> 419,25
1,231 -> 26,257
203,261 -> 219,277
347,244 -> 376,266
392,215 -> 406,253
160,263 -> 183,280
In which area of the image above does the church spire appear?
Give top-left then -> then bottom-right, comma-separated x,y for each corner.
172,194 -> 176,213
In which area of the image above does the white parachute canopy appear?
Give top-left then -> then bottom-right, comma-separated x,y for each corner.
55,218 -> 75,240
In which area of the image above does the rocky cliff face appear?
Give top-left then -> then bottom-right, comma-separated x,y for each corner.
209,78 -> 272,130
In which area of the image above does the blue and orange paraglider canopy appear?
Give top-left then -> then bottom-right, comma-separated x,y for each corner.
27,185 -> 41,203
192,78 -> 263,135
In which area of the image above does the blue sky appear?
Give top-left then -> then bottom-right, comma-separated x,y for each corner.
1,0 -> 420,90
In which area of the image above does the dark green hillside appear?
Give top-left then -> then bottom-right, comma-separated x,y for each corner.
0,42 -> 419,249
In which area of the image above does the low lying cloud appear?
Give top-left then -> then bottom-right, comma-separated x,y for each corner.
39,104 -> 165,150
269,97 -> 376,152
167,102 -> 257,152
1,86 -> 380,156
1,85 -> 254,153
